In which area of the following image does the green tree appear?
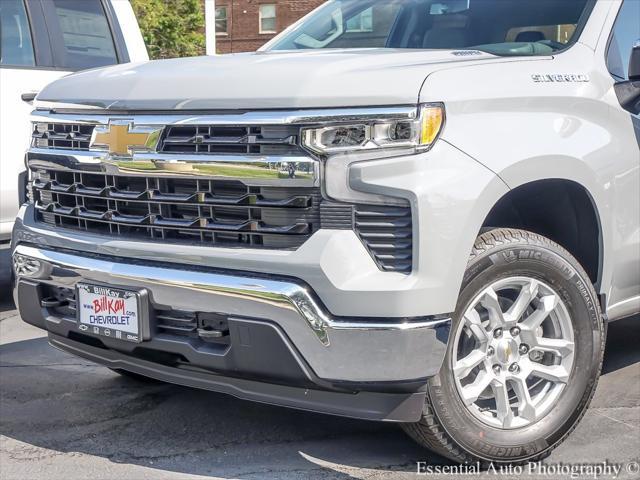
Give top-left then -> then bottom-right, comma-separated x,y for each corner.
131,0 -> 205,59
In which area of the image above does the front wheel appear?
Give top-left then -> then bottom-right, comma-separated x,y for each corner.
403,229 -> 605,464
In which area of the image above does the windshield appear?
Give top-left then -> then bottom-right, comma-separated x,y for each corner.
264,0 -> 594,56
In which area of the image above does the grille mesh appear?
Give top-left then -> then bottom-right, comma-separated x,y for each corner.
29,121 -> 414,271
160,125 -> 302,155
31,123 -> 303,156
33,169 -> 320,249
32,123 -> 94,150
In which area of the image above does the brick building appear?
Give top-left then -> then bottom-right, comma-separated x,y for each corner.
214,0 -> 325,53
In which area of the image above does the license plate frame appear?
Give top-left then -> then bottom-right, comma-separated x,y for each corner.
76,284 -> 150,343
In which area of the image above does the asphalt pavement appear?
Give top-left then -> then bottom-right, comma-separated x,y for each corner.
0,251 -> 638,479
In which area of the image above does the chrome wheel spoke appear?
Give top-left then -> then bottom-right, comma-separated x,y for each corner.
464,309 -> 488,343
479,287 -> 505,330
453,349 -> 486,379
511,376 -> 537,422
506,279 -> 539,324
528,362 -> 570,384
520,294 -> 559,331
532,338 -> 574,358
492,382 -> 514,428
460,371 -> 493,405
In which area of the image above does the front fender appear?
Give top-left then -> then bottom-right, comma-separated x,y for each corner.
348,140 -> 510,314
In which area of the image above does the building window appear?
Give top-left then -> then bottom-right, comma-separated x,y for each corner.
259,4 -> 277,34
346,7 -> 373,33
215,6 -> 228,35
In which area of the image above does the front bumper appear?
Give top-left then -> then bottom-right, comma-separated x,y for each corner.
12,243 -> 450,422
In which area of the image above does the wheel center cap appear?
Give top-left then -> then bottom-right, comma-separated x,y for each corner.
496,338 -> 519,364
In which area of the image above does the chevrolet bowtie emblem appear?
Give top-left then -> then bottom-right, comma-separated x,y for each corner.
90,121 -> 162,157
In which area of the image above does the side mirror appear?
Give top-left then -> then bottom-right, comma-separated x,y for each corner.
615,41 -> 640,114
21,92 -> 37,104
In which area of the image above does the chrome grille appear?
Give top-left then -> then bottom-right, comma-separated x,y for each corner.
32,123 -> 94,150
160,125 -> 302,155
31,123 -> 303,156
33,169 -> 320,249
354,205 -> 413,273
27,112 -> 414,271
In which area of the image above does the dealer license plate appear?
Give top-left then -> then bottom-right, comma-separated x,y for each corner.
77,284 -> 142,343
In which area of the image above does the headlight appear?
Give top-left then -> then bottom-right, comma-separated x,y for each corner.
302,104 -> 444,156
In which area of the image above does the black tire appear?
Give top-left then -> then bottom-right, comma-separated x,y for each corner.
402,228 -> 605,464
109,368 -> 164,383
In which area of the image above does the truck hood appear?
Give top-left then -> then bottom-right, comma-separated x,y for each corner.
38,49 -> 500,111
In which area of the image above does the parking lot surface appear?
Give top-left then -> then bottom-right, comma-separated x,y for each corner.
1,250 -> 638,480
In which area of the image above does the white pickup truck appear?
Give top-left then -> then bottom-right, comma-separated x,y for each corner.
10,0 -> 640,466
0,0 -> 147,243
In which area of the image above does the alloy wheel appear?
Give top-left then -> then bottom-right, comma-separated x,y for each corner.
451,277 -> 575,429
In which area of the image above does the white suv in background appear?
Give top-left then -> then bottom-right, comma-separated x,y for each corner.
0,0 -> 148,243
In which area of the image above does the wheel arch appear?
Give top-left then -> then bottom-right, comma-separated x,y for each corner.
483,156 -> 608,292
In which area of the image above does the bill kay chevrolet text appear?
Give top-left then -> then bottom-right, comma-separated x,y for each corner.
11,0 -> 640,465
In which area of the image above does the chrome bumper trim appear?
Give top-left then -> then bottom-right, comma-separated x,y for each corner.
13,244 -> 450,382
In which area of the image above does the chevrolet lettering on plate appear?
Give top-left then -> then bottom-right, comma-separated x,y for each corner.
77,284 -> 141,343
